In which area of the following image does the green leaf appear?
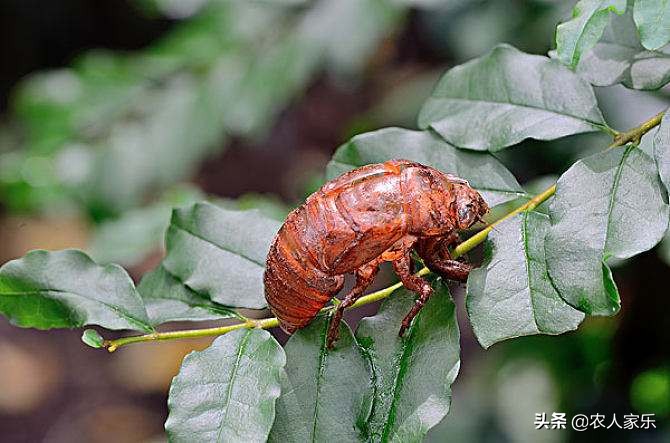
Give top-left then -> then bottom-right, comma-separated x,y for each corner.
327,127 -> 525,207
545,146 -> 669,315
634,0 -> 670,50
467,211 -> 584,348
653,111 -> 670,194
355,279 -> 460,442
166,329 -> 285,443
418,44 -> 607,151
269,317 -> 372,442
555,0 -> 627,68
564,9 -> 670,90
0,249 -> 152,331
81,329 -> 104,348
162,203 -> 281,310
137,265 -> 239,325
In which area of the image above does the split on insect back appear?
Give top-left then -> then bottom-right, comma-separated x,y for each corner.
263,159 -> 489,348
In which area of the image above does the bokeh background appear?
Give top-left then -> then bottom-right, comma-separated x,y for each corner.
0,1 -> 669,442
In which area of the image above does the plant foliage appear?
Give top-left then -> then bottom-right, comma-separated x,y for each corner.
555,0 -> 627,69
269,318 -> 372,442
0,249 -> 153,332
166,329 -> 285,443
563,8 -> 670,90
467,211 -> 584,348
418,44 -> 608,151
545,144 -> 669,315
356,280 -> 460,442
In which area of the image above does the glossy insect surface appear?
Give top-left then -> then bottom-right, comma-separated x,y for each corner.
264,159 -> 488,348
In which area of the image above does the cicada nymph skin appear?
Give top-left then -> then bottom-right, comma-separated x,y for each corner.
264,159 -> 489,348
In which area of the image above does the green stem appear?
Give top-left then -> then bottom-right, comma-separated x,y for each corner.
610,110 -> 664,147
104,318 -> 280,352
451,184 -> 557,259
101,110 -> 665,352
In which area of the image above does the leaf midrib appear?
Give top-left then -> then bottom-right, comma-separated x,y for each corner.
379,321 -> 417,442
520,212 -> 542,333
216,329 -> 252,443
310,321 -> 330,443
147,297 -> 236,317
603,146 -> 634,254
170,222 -> 265,267
0,287 -> 152,331
570,2 -> 619,67
426,96 -> 604,128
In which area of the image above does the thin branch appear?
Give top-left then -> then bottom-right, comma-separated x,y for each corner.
101,110 -> 665,352
610,110 -> 664,148
104,318 -> 280,352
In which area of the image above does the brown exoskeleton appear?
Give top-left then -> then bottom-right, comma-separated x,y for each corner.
264,160 -> 488,348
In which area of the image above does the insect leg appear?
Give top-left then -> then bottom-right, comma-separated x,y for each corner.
423,256 -> 472,282
326,258 -> 382,349
417,236 -> 472,282
392,252 -> 433,337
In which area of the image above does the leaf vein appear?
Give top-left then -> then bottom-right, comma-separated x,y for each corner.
216,329 -> 252,443
170,223 -> 265,268
429,97 -> 604,128
0,288 -> 151,331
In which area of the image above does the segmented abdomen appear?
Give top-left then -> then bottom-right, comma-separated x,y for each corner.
264,160 -> 413,333
264,205 -> 345,333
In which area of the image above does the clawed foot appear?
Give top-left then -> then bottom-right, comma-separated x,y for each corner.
398,321 -> 410,337
326,318 -> 340,349
397,293 -> 430,338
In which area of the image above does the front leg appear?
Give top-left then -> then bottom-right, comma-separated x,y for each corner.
417,236 -> 472,282
423,256 -> 472,282
391,251 -> 433,336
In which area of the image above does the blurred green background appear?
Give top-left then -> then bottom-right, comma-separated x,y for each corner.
0,1 -> 668,442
